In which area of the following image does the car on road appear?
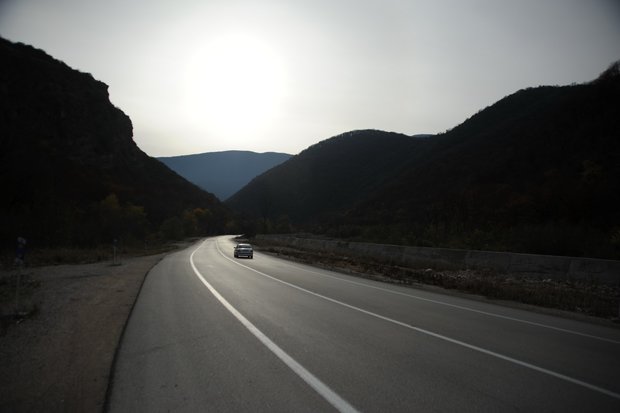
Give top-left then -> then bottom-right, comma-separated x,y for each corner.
234,243 -> 254,259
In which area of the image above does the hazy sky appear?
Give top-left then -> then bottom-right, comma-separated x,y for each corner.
1,0 -> 619,156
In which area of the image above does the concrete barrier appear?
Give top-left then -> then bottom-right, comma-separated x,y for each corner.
256,234 -> 620,285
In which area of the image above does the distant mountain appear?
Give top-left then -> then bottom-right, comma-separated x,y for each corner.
227,62 -> 620,258
159,151 -> 292,200
0,37 -> 228,248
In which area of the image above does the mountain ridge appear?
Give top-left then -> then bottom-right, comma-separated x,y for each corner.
158,150 -> 292,201
227,63 -> 620,258
0,37 -> 228,248
226,129 -> 433,223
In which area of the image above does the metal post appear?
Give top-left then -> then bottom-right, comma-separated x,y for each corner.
113,239 -> 118,265
14,237 -> 26,316
14,267 -> 21,315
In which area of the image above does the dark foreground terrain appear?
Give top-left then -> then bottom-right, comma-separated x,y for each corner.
0,251 -> 167,412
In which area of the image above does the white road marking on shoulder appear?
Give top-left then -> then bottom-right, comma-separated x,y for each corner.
190,240 -> 360,413
215,239 -> 620,401
284,262 -> 620,345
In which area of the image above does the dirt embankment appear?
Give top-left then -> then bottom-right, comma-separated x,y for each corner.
0,252 -> 167,412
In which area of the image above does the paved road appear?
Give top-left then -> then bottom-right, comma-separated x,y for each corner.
107,236 -> 620,412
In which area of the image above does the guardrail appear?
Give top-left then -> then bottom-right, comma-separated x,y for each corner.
256,234 -> 620,285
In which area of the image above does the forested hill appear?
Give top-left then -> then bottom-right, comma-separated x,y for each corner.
348,62 -> 620,257
0,37 -> 228,248
159,151 -> 292,201
226,130 -> 435,223
228,62 -> 620,258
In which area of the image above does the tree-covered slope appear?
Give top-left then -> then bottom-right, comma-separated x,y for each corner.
227,62 -> 620,258
348,63 -> 620,257
0,37 -> 228,247
226,130 -> 434,224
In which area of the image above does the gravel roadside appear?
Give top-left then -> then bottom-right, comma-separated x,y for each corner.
0,251 -> 169,412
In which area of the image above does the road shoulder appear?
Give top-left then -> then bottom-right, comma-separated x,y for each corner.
0,252 -> 166,412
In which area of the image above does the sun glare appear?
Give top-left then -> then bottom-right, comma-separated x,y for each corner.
185,34 -> 286,140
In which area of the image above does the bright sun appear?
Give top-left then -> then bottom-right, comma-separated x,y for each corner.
185,34 -> 286,140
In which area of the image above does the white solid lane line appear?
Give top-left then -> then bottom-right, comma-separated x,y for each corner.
190,241 -> 360,413
215,238 -> 620,401
286,262 -> 620,345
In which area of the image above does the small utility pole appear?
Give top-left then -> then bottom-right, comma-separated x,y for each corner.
14,237 -> 26,315
113,239 -> 119,265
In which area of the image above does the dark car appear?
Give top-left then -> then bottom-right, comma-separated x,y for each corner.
234,243 -> 254,259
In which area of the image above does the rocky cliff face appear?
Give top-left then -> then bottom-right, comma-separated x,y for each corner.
1,39 -> 132,165
0,37 -> 227,247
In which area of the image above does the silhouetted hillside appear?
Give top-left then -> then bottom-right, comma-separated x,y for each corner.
159,151 -> 291,200
226,130 -> 434,224
227,62 -> 620,258
0,37 -> 228,248
349,62 -> 620,257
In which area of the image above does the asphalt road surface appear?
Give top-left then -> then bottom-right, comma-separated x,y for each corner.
107,236 -> 620,412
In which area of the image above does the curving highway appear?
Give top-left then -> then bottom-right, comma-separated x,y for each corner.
107,236 -> 620,412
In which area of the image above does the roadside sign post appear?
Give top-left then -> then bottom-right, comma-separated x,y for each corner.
113,239 -> 118,265
14,237 -> 26,315
15,268 -> 21,314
